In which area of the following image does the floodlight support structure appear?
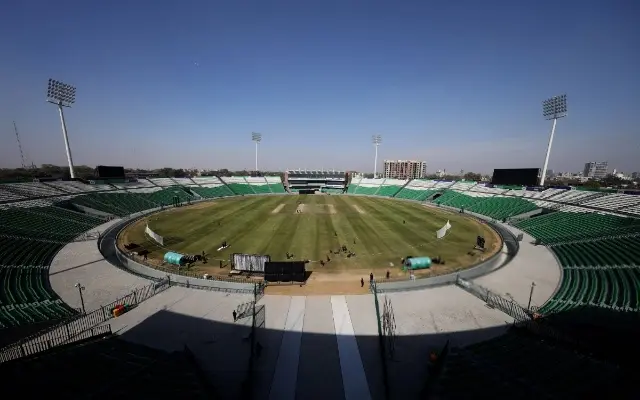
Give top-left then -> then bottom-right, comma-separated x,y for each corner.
539,118 -> 557,187
252,132 -> 262,172
540,94 -> 567,187
372,135 -> 382,178
57,103 -> 76,179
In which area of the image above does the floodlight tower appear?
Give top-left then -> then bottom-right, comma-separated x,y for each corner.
540,94 -> 567,186
46,79 -> 77,179
251,132 -> 262,172
372,134 -> 382,178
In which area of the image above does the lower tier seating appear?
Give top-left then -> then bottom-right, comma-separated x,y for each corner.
268,183 -> 286,193
226,183 -> 254,195
437,328 -> 623,399
0,336 -> 212,398
250,184 -> 271,194
539,236 -> 640,314
375,185 -> 403,197
190,185 -> 234,199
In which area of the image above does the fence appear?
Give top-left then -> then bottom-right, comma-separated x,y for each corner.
0,324 -> 112,363
455,276 -> 531,322
455,276 -> 581,348
0,277 -> 170,363
371,282 -> 391,400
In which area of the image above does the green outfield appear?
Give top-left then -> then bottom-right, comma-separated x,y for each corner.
120,194 -> 499,278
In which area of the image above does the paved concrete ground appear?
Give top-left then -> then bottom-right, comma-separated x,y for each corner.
96,285 -> 509,400
49,220 -> 150,312
44,219 -> 548,400
472,226 -> 561,309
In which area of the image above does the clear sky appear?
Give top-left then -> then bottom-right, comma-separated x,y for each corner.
1,0 -> 639,174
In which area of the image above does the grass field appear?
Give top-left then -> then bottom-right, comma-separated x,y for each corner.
119,194 -> 500,285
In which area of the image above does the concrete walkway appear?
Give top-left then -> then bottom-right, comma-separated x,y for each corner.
331,296 -> 372,400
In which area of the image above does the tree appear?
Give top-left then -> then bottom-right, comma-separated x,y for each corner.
583,180 -> 601,189
463,172 -> 482,182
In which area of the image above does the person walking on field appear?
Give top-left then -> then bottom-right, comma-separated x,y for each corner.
232,310 -> 237,322
370,272 -> 374,284
360,277 -> 364,288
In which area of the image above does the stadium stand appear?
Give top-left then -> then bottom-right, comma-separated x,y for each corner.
513,210 -> 640,245
265,176 -> 286,193
3,182 -> 66,198
0,204 -> 108,328
287,170 -> 346,193
394,179 -> 439,201
47,180 -> 114,193
0,335 -> 213,398
434,190 -> 539,220
0,187 -> 26,202
374,178 -> 408,197
220,176 -> 254,195
582,193 -> 640,211
543,235 -> 640,313
245,176 -> 272,194
436,328 -> 622,399
352,178 -> 383,195
347,177 -> 361,194
148,177 -> 176,187
190,180 -> 235,199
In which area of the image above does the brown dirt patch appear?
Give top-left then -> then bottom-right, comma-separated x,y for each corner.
327,204 -> 337,214
271,204 -> 285,214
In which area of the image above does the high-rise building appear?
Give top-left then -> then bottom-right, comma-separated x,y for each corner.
383,160 -> 427,179
631,172 -> 639,179
583,161 -> 608,180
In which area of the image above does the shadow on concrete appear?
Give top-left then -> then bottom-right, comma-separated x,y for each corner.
1,304 -> 635,400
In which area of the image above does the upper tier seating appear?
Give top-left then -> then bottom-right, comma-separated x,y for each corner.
265,176 -> 286,193
546,190 -> 606,204
513,211 -> 640,245
469,185 -> 507,195
3,182 -> 66,198
0,188 -> 26,203
375,179 -> 407,197
449,181 -> 477,191
582,193 -> 640,211
47,181 -> 113,193
148,178 -> 176,187
170,177 -> 195,186
394,179 -> 438,201
109,180 -> 155,190
191,176 -> 222,185
220,177 -> 254,195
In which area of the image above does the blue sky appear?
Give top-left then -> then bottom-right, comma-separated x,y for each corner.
1,0 -> 639,174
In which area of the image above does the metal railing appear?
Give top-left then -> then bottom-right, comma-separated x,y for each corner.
0,278 -> 170,363
0,324 -> 112,363
456,276 -> 531,322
